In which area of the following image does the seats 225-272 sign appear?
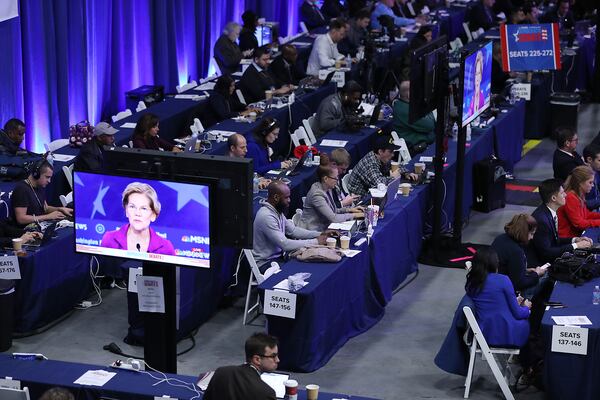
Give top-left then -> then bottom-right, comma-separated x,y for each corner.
500,23 -> 562,72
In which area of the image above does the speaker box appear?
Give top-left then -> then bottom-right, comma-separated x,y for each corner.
473,156 -> 506,213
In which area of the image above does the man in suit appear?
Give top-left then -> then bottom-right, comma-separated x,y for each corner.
74,122 -> 117,172
339,8 -> 371,56
469,0 -> 499,32
214,22 -> 253,75
553,127 -> 584,181
542,0 -> 575,30
306,19 -> 347,76
322,0 -> 348,19
239,47 -> 292,104
268,44 -> 306,86
300,0 -> 328,30
239,10 -> 260,54
202,333 -> 279,400
530,178 -> 592,265
583,143 -> 600,210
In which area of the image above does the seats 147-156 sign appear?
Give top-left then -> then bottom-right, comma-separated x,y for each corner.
500,23 -> 562,72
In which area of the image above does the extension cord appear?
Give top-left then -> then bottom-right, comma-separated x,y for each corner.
110,360 -> 141,372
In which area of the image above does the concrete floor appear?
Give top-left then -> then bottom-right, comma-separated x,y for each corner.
9,104 -> 599,399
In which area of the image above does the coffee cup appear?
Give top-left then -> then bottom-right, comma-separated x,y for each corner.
313,155 -> 321,165
414,162 -> 425,174
248,112 -> 257,121
265,90 -> 273,100
391,161 -> 399,172
399,183 -> 411,196
12,238 -> 23,251
326,237 -> 337,248
340,235 -> 350,249
306,384 -> 320,400
335,59 -> 342,69
284,380 -> 298,400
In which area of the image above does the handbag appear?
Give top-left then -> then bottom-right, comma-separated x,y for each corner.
289,245 -> 343,263
68,120 -> 94,148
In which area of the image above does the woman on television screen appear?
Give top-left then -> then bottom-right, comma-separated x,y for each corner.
101,182 -> 176,255
468,50 -> 486,116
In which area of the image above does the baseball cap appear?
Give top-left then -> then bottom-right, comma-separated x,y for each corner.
373,135 -> 400,151
94,122 -> 118,136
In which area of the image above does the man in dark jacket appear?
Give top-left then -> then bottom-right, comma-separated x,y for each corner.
530,178 -> 591,265
214,22 -> 253,75
300,0 -> 328,30
0,119 -> 28,156
553,127 -> 584,181
268,44 -> 306,86
74,122 -> 117,172
239,47 -> 292,104
469,0 -> 499,32
542,0 -> 575,31
202,333 -> 279,400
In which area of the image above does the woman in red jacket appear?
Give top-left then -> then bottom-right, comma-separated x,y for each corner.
558,165 -> 600,237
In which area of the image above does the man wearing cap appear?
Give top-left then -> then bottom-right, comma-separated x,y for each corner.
346,136 -> 417,197
74,122 -> 117,172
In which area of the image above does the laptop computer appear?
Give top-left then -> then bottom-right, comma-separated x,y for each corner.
288,150 -> 311,176
368,102 -> 383,126
26,222 -> 58,247
183,135 -> 198,152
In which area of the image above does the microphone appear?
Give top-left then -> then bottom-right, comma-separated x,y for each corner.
136,243 -> 141,252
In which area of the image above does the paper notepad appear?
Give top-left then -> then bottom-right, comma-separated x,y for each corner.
552,316 -> 592,326
320,139 -> 348,147
51,154 -> 76,162
328,220 -> 356,230
273,279 -> 308,291
74,370 -> 116,386
195,82 -> 216,90
120,122 -> 137,129
261,373 -> 290,398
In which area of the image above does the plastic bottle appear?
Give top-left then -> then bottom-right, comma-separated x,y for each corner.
466,124 -> 472,142
305,150 -> 313,167
593,285 -> 600,305
346,54 -> 352,68
452,122 -> 458,141
253,173 -> 259,194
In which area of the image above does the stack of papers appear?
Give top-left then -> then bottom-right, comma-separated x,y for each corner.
73,370 -> 116,386
174,94 -> 206,101
552,316 -> 592,326
195,82 -> 216,90
320,139 -> 348,147
120,122 -> 137,129
328,220 -> 356,230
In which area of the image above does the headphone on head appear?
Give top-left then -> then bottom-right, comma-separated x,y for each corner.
259,119 -> 278,137
31,158 -> 47,180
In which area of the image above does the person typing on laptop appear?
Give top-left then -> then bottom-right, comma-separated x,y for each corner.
227,133 -> 271,190
11,160 -> 72,228
203,332 -> 280,400
246,118 -> 294,175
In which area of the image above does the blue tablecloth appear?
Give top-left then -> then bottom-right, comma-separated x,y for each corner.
13,228 -> 92,333
542,279 -> 600,400
0,355 -> 380,400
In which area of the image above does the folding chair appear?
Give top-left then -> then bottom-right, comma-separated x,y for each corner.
462,306 -> 519,400
242,249 -> 265,326
291,209 -> 303,226
341,170 -> 352,194
112,109 -> 132,122
63,164 -> 74,189
302,115 -> 318,144
44,139 -> 70,153
0,386 -> 31,400
60,191 -> 73,207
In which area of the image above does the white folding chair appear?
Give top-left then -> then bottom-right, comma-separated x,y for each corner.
193,118 -> 205,134
62,164 -> 74,189
462,306 -> 519,400
210,57 -> 222,75
390,132 -> 411,165
112,109 -> 132,122
463,22 -> 473,43
290,127 -> 311,147
0,386 -> 31,400
291,209 -> 303,226
176,80 -> 198,93
236,89 -> 247,106
341,170 -> 352,194
60,191 -> 73,207
242,249 -> 266,325
135,101 -> 147,112
44,138 -> 70,153
302,115 -> 318,144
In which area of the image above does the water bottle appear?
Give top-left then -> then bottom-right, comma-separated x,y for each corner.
346,54 -> 351,68
451,122 -> 458,141
466,124 -> 472,142
593,285 -> 600,305
509,87 -> 516,105
305,150 -> 313,167
253,173 -> 259,194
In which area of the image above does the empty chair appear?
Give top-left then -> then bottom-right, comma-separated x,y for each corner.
463,22 -> 473,42
341,169 -> 352,194
291,208 -> 303,226
209,57 -> 222,75
62,164 -> 74,189
135,101 -> 147,112
236,89 -> 247,106
176,80 -> 198,93
60,191 -> 73,207
290,126 -> 311,148
462,306 -> 519,400
111,109 -> 132,122
242,249 -> 265,325
0,386 -> 31,400
302,115 -> 318,144
44,138 -> 70,153
189,118 -> 205,136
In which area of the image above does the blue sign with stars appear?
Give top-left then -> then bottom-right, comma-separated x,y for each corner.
500,23 -> 562,72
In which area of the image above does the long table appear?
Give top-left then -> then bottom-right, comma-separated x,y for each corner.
541,278 -> 600,400
257,101 -> 526,372
0,355 -> 380,400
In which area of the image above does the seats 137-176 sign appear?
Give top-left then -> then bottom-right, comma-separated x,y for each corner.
500,23 -> 562,72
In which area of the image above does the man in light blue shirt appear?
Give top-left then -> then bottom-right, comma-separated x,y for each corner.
371,0 -> 414,30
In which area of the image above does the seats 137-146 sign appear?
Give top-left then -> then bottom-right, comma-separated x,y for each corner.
500,23 -> 562,72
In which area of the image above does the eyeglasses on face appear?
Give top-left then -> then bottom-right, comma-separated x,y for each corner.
260,353 -> 279,359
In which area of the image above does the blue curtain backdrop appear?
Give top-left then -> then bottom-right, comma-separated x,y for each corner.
0,0 -> 302,153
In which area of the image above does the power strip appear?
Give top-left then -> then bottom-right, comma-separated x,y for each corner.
110,360 -> 141,372
354,238 -> 367,247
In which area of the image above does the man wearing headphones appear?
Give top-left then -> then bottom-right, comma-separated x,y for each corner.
11,160 -> 73,227
312,80 -> 363,138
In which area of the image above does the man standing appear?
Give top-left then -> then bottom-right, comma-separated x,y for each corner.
552,127 -> 584,181
530,178 -> 592,265
307,19 -> 348,76
371,0 -> 415,30
239,47 -> 292,104
0,119 -> 28,156
214,22 -> 252,75
300,0 -> 328,31
253,181 -> 330,269
203,333 -> 280,400
74,122 -> 117,172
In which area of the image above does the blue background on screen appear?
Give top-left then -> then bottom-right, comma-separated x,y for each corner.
74,172 -> 210,261
461,41 -> 493,126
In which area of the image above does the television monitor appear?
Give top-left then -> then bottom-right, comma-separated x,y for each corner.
74,171 -> 213,268
103,147 -> 253,248
460,41 -> 492,127
408,36 -> 448,124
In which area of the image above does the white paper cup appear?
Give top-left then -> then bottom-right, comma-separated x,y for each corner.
306,384 -> 320,400
313,155 -> 320,165
399,183 -> 411,196
340,235 -> 350,249
391,161 -> 399,172
326,237 -> 337,248
414,162 -> 425,174
12,238 -> 23,251
265,90 -> 273,100
284,380 -> 298,399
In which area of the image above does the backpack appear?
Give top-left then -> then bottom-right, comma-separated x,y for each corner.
69,120 -> 94,147
0,154 -> 40,181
